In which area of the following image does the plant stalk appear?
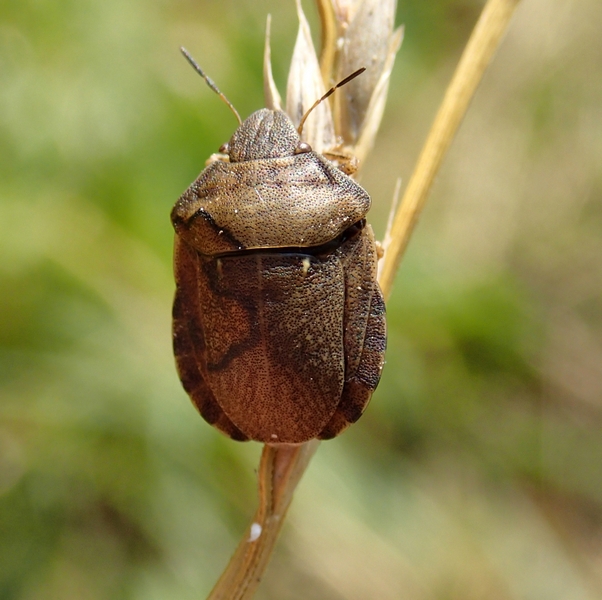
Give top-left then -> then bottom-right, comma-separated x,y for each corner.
207,0 -> 522,597
378,0 -> 522,298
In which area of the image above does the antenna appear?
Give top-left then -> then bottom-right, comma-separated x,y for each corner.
180,47 -> 242,126
297,67 -> 366,135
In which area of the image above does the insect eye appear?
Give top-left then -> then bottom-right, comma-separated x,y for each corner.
219,143 -> 230,154
294,142 -> 312,155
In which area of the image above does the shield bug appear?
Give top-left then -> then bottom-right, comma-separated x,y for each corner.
171,48 -> 386,444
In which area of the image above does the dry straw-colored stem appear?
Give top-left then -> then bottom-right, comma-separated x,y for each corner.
207,442 -> 319,599
378,0 -> 522,298
207,0 -> 521,597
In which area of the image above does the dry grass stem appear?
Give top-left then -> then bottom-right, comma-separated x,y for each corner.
207,0 -> 521,597
378,0 -> 522,298
207,442 -> 320,599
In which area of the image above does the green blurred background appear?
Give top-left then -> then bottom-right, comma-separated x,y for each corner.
2,0 -> 602,598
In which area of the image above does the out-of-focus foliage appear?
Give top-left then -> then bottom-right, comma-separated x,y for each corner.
1,0 -> 601,598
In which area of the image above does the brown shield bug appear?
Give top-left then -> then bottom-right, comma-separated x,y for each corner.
171,48 -> 386,444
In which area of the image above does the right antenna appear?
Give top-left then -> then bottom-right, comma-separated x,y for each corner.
297,67 -> 366,135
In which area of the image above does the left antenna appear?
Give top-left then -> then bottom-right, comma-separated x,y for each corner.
180,47 -> 242,126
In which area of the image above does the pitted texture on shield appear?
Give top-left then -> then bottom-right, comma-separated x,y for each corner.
171,109 -> 371,256
229,109 -> 299,161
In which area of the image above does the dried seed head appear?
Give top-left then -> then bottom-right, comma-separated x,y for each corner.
334,0 -> 403,163
263,15 -> 282,111
263,0 -> 400,173
286,0 -> 336,153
